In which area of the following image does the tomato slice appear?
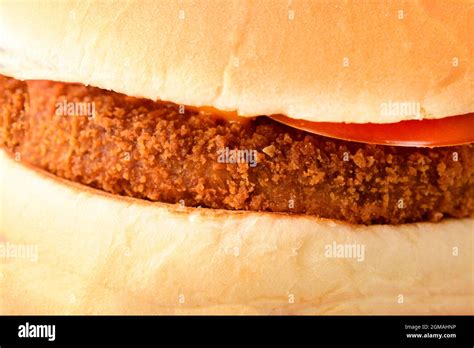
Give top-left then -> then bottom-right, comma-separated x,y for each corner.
270,113 -> 474,147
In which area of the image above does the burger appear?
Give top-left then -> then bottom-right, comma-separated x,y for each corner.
0,0 -> 472,314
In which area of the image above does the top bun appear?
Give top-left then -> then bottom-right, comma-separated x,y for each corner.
0,0 -> 472,123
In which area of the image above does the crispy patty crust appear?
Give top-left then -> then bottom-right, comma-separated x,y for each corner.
1,74 -> 473,224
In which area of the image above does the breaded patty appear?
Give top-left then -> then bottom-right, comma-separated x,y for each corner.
1,74 -> 473,224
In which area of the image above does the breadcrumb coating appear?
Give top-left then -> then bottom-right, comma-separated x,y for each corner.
1,75 -> 473,224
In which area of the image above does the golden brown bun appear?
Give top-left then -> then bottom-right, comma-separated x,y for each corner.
1,150 -> 472,315
0,0 -> 472,123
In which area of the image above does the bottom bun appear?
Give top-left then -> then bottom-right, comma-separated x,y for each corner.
0,150 -> 472,314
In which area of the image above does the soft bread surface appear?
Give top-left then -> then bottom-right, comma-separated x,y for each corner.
0,150 -> 472,314
0,0 -> 472,123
